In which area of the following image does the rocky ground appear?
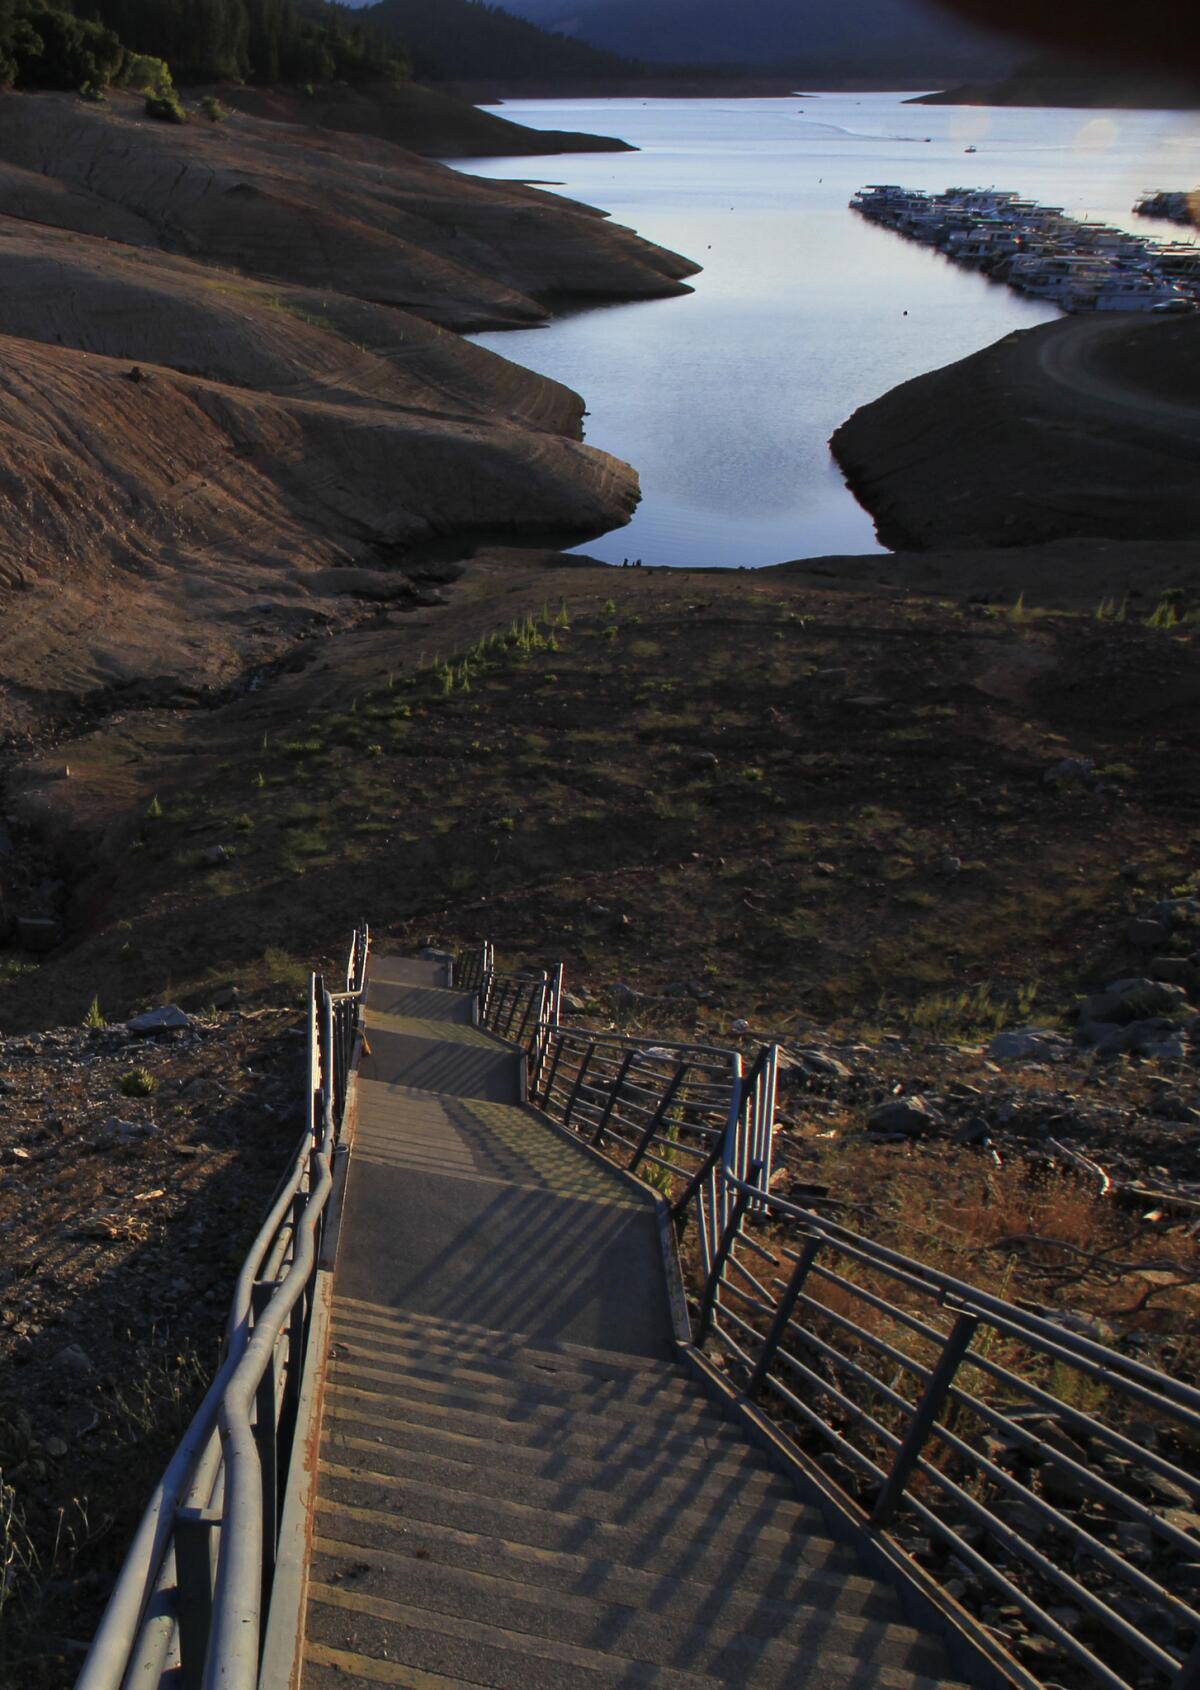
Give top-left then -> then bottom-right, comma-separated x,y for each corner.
0,994 -> 306,1685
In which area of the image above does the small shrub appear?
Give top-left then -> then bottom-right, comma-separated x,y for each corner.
144,795 -> 163,820
1146,597 -> 1180,631
145,91 -> 186,123
232,813 -> 255,831
118,1067 -> 157,1098
200,94 -> 225,121
77,79 -> 106,102
83,994 -> 104,1029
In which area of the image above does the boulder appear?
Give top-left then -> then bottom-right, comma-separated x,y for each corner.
866,1096 -> 944,1136
1127,918 -> 1170,949
1080,978 -> 1189,1025
987,1027 -> 1070,1063
1149,957 -> 1198,988
1150,897 -> 1200,928
127,1003 -> 192,1033
1044,757 -> 1094,786
793,1049 -> 853,1082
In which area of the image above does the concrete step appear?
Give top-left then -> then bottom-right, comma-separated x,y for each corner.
323,1383 -> 745,1472
324,1361 -> 739,1445
307,1538 -> 950,1683
309,1516 -> 896,1638
313,1494 -> 861,1610
322,1419 -> 796,1523
304,1583 -> 964,1689
366,956 -> 448,990
321,1395 -> 760,1485
318,1461 -> 827,1580
366,983 -> 475,1023
330,1308 -> 679,1388
328,1326 -> 703,1410
332,1299 -> 670,1374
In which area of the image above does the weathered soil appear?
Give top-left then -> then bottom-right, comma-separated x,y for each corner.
0,90 -> 702,742
219,79 -> 637,156
0,80 -> 1198,1689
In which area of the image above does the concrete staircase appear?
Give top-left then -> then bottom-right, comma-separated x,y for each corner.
298,957 -> 968,1689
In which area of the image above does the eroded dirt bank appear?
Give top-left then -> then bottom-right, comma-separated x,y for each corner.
0,89 -> 698,743
832,313 -> 1200,551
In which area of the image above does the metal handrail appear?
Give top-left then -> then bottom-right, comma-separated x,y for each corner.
460,938 -> 1200,1685
75,923 -> 369,1690
699,1170 -> 1200,1689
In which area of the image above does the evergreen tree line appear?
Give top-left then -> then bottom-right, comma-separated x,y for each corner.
0,0 -> 408,90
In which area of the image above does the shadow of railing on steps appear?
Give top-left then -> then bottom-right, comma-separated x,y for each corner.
455,939 -> 1200,1690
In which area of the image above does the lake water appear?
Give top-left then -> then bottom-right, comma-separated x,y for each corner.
455,94 -> 1200,566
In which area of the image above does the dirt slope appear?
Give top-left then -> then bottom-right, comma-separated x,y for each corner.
0,91 -> 702,736
832,315 -> 1200,551
0,91 -> 695,330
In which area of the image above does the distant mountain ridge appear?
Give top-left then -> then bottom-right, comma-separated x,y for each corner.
361,0 -> 644,83
495,0 -> 1021,80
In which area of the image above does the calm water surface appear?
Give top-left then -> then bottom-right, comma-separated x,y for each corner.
455,95 -> 1200,566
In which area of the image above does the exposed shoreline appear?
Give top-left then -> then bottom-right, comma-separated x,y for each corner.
831,314 -> 1200,558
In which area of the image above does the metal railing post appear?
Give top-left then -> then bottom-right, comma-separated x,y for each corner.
592,1048 -> 636,1148
695,1164 -> 761,1345
629,1063 -> 688,1174
563,1041 -> 596,1129
748,1232 -> 823,1394
174,1506 -> 220,1690
537,1028 -> 566,1110
870,1311 -> 979,1529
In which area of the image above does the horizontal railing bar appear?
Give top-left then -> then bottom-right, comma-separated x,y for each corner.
781,1299 -> 931,1398
736,1179 -> 1200,1416
922,1411 -> 1200,1623
790,1254 -> 954,1351
910,1452 -> 1186,1675
897,1487 -> 1141,1690
949,1342 -> 1200,1499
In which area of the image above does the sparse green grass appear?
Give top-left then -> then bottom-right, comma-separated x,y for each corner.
118,1067 -> 157,1098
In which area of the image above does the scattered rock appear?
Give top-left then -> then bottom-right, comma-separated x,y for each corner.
1127,918 -> 1170,950
1080,978 -> 1189,1027
126,1004 -> 192,1034
866,1095 -> 944,1136
1044,757 -> 1094,787
50,1343 -> 93,1373
987,1028 -> 1070,1063
203,844 -> 229,866
793,1049 -> 852,1082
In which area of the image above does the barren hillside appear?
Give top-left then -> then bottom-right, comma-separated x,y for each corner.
0,90 -> 697,738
